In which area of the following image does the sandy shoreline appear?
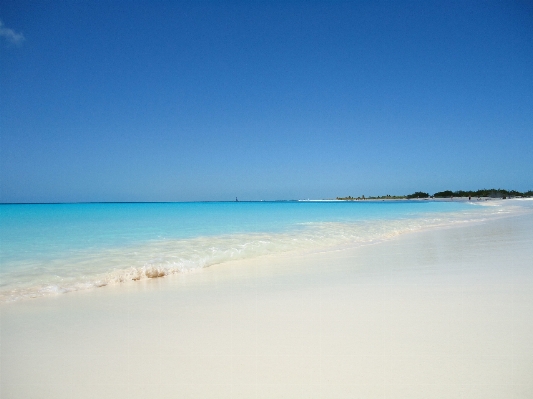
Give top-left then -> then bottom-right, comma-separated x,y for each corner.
1,210 -> 532,398
304,197 -> 529,202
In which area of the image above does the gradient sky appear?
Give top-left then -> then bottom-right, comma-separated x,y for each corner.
1,1 -> 532,202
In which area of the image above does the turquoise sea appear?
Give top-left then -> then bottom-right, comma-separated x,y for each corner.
0,200 -> 523,302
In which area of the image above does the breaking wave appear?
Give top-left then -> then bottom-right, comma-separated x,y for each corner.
0,202 -> 526,303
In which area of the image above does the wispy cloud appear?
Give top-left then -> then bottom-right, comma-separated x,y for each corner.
0,20 -> 25,45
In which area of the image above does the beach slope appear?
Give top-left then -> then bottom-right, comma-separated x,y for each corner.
1,211 -> 532,398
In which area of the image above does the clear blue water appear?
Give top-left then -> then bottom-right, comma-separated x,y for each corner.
0,200 -> 518,302
1,201 -> 470,258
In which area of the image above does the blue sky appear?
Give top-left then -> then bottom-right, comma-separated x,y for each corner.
1,1 -> 532,202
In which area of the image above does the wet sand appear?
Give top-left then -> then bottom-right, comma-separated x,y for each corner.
1,210 -> 532,398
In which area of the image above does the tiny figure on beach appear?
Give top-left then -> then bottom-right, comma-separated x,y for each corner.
469,196 -> 471,201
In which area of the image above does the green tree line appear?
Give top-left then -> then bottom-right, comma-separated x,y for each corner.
337,189 -> 532,200
433,189 -> 533,198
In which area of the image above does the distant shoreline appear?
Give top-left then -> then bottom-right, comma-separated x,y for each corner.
336,188 -> 533,201
306,197 -> 532,203
1,188 -> 531,205
1,197 -> 531,205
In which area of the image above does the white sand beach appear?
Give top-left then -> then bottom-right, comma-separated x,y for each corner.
1,208 -> 532,398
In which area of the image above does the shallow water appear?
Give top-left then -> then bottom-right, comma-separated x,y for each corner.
0,199 -> 530,302
2,206 -> 532,399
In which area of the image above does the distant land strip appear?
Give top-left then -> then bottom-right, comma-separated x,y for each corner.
337,189 -> 533,201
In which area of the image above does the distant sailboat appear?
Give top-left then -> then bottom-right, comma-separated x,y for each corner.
236,197 -> 238,202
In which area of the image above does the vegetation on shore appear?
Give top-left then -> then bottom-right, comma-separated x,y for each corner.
336,189 -> 533,201
432,189 -> 533,198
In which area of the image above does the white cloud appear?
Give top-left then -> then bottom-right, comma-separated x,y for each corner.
0,20 -> 25,45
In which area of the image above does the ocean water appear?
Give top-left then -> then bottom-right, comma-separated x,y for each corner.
0,200 -> 528,302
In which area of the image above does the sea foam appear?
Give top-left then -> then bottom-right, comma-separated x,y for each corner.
0,200 -> 528,302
